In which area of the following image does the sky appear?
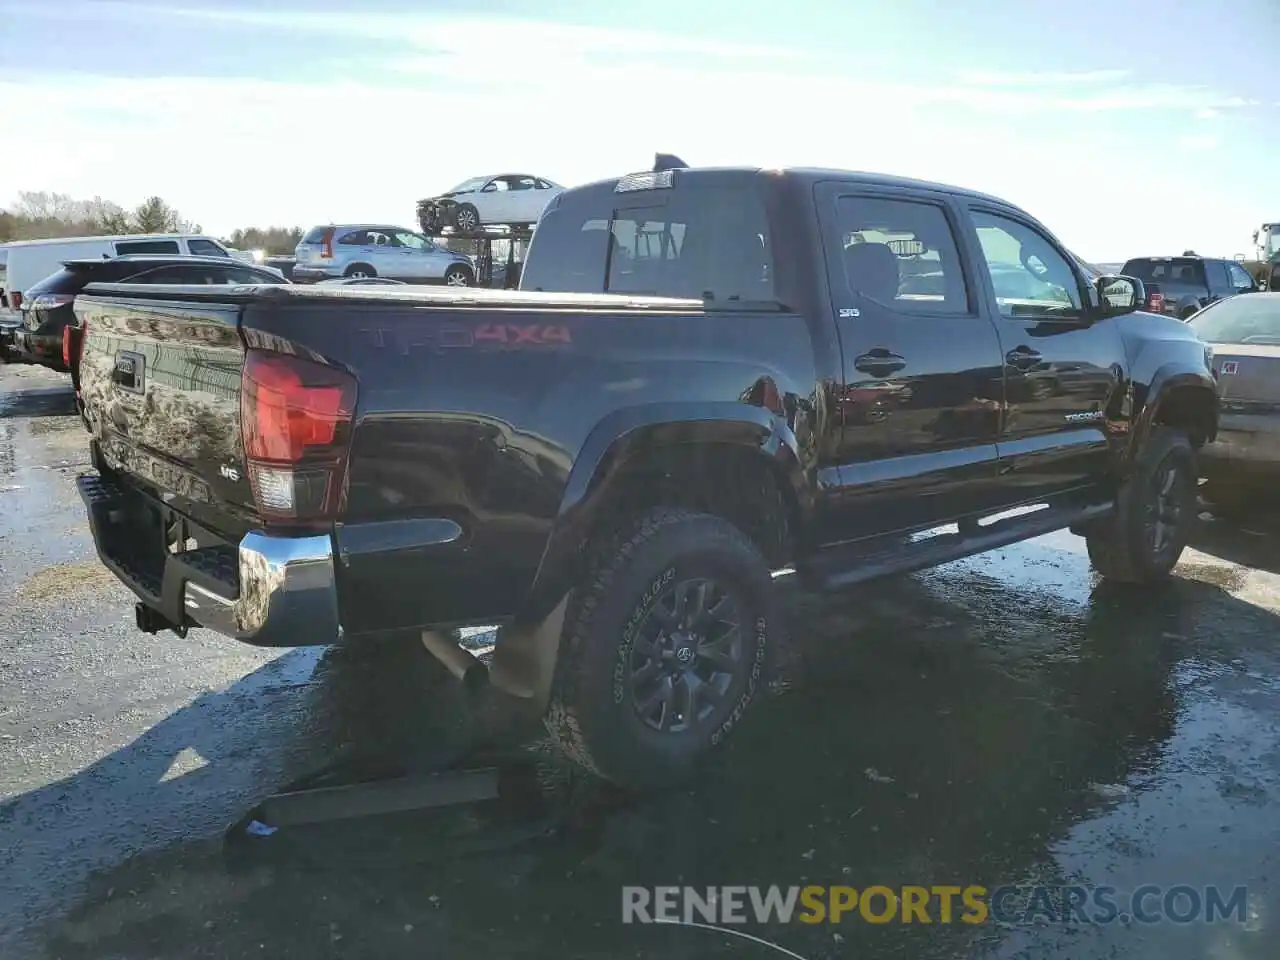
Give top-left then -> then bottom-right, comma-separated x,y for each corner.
1,0 -> 1278,262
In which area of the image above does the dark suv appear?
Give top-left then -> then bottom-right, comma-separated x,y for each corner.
1120,254 -> 1260,319
14,255 -> 288,379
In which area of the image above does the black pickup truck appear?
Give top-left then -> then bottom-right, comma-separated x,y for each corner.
1120,254 -> 1261,319
71,165 -> 1217,789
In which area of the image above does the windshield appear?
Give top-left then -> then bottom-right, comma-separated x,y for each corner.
446,177 -> 488,194
1264,227 -> 1280,260
1188,294 -> 1280,344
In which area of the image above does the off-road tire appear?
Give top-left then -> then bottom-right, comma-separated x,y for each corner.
543,508 -> 780,791
1086,427 -> 1196,583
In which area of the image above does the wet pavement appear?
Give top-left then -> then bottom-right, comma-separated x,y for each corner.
2,361 -> 1279,960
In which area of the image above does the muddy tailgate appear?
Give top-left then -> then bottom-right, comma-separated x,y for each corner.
74,286 -> 255,537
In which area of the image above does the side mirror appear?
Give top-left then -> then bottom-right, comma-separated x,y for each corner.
1096,274 -> 1145,315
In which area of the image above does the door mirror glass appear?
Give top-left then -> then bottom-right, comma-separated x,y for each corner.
1096,275 -> 1144,315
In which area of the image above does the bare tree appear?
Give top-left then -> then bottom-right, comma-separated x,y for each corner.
3,190 -> 200,239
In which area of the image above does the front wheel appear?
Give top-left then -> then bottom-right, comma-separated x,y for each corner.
1086,427 -> 1196,583
544,508 -> 779,791
444,265 -> 473,287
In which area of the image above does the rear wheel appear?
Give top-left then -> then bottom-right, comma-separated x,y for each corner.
344,264 -> 376,279
1086,427 -> 1196,583
544,508 -> 778,791
444,265 -> 473,287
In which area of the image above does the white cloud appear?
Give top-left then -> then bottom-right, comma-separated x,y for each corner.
69,3 -> 801,61
1178,133 -> 1221,152
0,5 -> 1263,258
956,68 -> 1133,86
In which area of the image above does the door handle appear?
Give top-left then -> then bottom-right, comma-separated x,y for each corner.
854,349 -> 906,377
1005,346 -> 1043,370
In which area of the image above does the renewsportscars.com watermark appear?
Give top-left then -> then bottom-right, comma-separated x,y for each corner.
623,883 -> 1250,927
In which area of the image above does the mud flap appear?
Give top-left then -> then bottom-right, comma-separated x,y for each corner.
487,594 -> 570,707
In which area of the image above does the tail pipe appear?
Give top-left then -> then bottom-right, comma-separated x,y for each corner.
420,629 -> 489,693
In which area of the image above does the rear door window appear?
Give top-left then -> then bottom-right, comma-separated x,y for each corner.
122,265 -> 218,284
522,183 -> 774,305
114,239 -> 181,255
221,266 -> 280,284
832,195 -> 970,314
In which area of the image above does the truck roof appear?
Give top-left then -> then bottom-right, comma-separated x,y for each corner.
570,165 -> 1013,207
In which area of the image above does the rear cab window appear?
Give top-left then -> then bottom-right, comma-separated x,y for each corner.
1120,258 -> 1206,287
522,172 -> 776,306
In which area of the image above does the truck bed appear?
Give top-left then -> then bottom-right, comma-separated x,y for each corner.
72,281 -> 808,641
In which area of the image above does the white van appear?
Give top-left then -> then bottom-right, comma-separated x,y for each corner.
0,234 -> 235,314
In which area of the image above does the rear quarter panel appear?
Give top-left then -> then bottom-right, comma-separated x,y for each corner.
243,297 -> 821,634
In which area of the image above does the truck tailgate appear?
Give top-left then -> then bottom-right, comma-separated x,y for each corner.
75,287 -> 255,539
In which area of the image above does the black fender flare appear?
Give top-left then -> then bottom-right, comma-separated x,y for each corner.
1130,363 -> 1217,461
522,401 -> 808,622
487,402 -> 808,706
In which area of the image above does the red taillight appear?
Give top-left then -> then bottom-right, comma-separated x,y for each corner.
63,320 -> 87,374
320,227 -> 335,259
240,349 -> 357,525
10,291 -> 21,310
1148,292 -> 1165,313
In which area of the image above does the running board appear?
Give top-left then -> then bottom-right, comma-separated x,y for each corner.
799,502 -> 1113,593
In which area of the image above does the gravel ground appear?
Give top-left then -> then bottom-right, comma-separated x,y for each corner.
1,362 -> 1278,960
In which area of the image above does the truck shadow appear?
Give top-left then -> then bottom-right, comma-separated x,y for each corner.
21,548 -> 1280,960
1188,506 -> 1280,576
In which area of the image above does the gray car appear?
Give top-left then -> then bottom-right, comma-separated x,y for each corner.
293,224 -> 475,285
1193,292 -> 1280,506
